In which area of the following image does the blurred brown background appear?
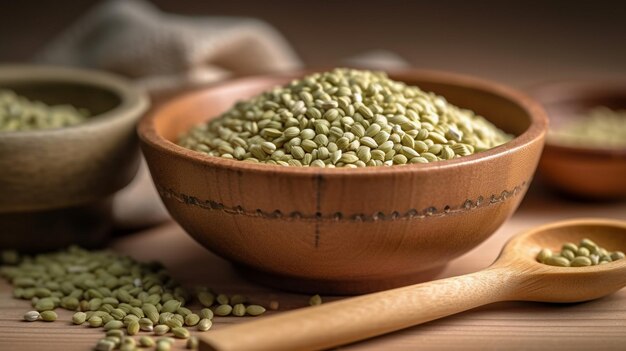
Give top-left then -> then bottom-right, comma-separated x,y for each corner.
0,0 -> 625,86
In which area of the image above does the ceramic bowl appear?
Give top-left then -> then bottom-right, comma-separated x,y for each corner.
0,65 -> 149,250
532,82 -> 626,199
139,70 -> 547,294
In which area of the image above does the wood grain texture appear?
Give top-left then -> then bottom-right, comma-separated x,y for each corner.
1,186 -> 625,350
201,219 -> 626,351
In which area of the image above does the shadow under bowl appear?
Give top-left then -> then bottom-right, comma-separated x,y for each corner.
139,69 -> 547,294
0,65 -> 149,251
531,82 -> 626,200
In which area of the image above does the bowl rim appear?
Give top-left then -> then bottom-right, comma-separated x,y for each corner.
530,80 -> 626,158
0,64 -> 149,137
139,68 -> 548,177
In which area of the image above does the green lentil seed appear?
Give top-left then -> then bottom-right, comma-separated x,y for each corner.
106,330 -> 125,339
571,256 -> 592,267
111,308 -> 126,320
95,339 -> 115,351
23,310 -> 40,322
184,313 -> 200,326
214,304 -> 232,316
104,320 -> 124,330
99,313 -> 115,324
105,336 -> 121,348
197,318 -> 212,331
216,293 -> 230,305
561,249 -> 576,260
187,336 -> 199,349
309,294 -> 322,306
139,336 -> 155,347
60,296 -> 79,310
165,317 -> 183,328
88,298 -> 102,311
545,256 -> 570,267
130,306 -> 144,318
143,304 -> 159,323
577,247 -> 590,257
40,310 -> 57,322
127,320 -> 140,335
156,340 -> 171,351
34,297 -> 55,311
232,303 -> 246,317
536,249 -> 552,263
159,312 -> 174,324
139,317 -> 154,331
159,337 -> 176,345
562,243 -> 578,252
171,312 -> 185,324
102,297 -> 119,306
176,307 -> 192,317
1,250 -> 20,265
161,300 -> 181,313
245,305 -> 266,316
154,324 -> 170,335
122,337 -> 136,346
123,314 -> 139,326
580,239 -> 598,250
89,316 -> 103,328
199,308 -> 213,320
172,326 -> 190,339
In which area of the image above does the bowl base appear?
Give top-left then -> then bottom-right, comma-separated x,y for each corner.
234,264 -> 448,295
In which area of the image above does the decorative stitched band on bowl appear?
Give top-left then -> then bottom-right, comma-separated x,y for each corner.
155,181 -> 527,223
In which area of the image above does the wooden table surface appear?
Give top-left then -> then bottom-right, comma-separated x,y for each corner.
1,183 -> 626,351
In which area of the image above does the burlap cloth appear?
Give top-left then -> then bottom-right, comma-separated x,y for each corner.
35,0 -> 408,229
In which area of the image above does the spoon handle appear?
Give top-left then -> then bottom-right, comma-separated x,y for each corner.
200,267 -> 514,351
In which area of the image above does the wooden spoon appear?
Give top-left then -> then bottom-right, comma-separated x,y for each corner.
200,218 -> 626,351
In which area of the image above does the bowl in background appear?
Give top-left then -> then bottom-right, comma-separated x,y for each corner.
0,65 -> 149,251
532,82 -> 626,199
139,70 -> 547,294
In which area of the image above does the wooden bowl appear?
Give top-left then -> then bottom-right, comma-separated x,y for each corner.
531,82 -> 626,199
0,65 -> 149,250
139,70 -> 547,294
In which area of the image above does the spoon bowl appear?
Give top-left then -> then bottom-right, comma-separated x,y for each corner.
200,218 -> 626,351
496,218 -> 626,302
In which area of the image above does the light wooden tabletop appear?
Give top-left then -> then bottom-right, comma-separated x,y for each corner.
1,184 -> 625,350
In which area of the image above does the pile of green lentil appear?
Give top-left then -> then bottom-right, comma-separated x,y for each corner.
178,68 -> 512,167
0,89 -> 89,131
0,247 -> 269,351
536,238 -> 625,267
550,107 -> 626,148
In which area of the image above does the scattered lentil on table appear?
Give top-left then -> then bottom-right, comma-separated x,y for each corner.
0,247 -> 276,350
309,294 -> 323,306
